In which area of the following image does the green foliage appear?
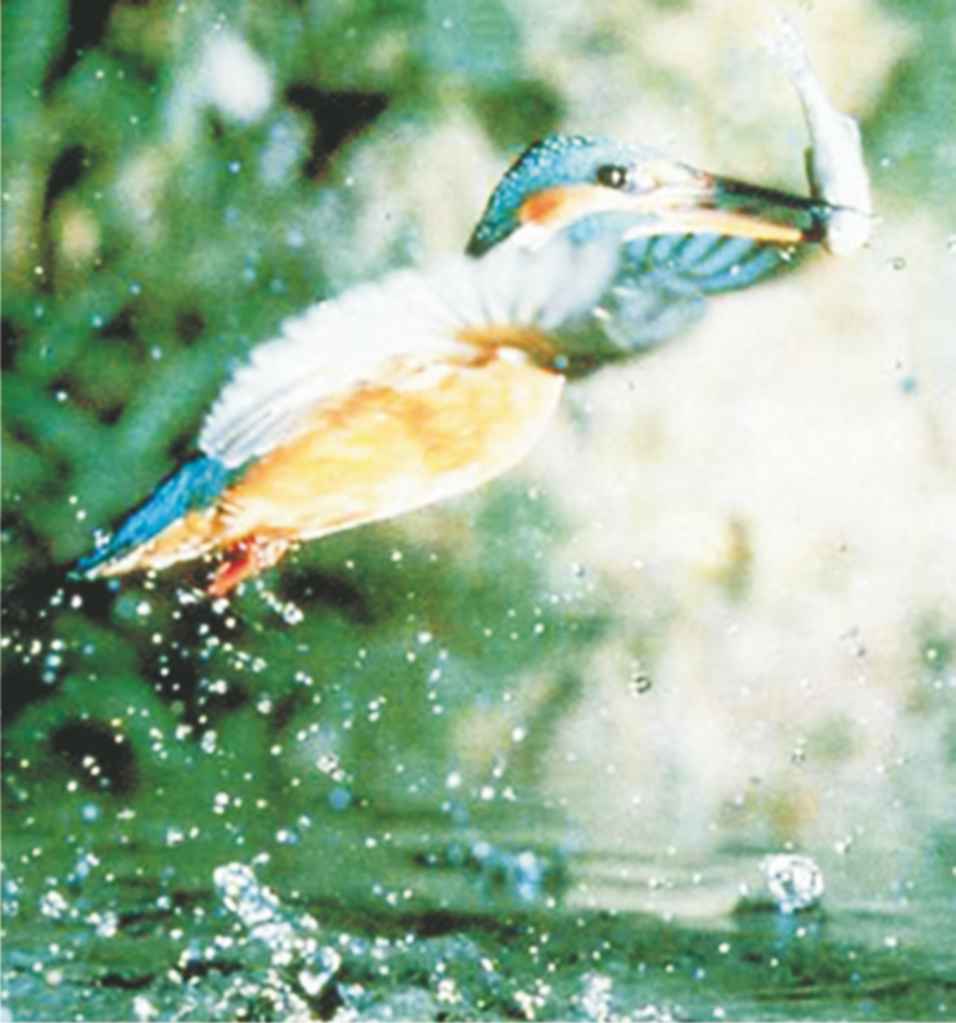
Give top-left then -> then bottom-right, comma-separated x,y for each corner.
1,0 -> 604,855
867,0 -> 956,215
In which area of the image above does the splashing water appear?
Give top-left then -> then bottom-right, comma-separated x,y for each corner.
762,853 -> 825,914
580,972 -> 614,1022
204,861 -> 342,1018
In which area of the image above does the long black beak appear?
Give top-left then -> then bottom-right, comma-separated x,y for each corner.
508,168 -> 841,253
707,174 -> 833,244
619,165 -> 837,246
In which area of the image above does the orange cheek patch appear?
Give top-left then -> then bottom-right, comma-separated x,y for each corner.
518,184 -> 646,232
519,186 -> 576,226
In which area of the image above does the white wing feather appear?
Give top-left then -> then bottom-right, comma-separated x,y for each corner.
199,232 -> 621,468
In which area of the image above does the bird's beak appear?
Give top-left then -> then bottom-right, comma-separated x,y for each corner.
518,163 -> 831,248
649,166 -> 831,245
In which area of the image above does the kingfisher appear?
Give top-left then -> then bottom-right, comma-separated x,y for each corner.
74,121 -> 865,597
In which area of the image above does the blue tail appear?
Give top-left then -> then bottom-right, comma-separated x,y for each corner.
73,455 -> 233,577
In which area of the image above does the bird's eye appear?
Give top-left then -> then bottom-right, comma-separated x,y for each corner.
596,164 -> 630,189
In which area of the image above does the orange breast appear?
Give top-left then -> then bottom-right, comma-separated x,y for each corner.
215,349 -> 565,543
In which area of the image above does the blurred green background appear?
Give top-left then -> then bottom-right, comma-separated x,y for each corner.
3,0 -> 955,1019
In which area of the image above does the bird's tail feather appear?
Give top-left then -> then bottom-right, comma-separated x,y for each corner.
72,455 -> 233,580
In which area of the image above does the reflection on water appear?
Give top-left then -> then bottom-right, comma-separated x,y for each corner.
3,799 -> 954,1021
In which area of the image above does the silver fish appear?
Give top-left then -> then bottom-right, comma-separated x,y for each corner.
772,13 -> 874,255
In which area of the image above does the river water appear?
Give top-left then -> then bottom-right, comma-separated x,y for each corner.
4,795 -> 954,1020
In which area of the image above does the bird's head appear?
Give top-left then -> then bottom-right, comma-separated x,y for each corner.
466,134 -> 827,257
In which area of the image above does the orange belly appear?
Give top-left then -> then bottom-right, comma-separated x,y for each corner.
219,350 -> 564,540
123,350 -> 564,588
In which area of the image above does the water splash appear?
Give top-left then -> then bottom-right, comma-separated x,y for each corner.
762,853 -> 824,914
202,861 -> 342,1018
580,972 -> 614,1021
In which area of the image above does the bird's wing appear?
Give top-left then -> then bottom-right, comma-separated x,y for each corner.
554,230 -> 794,368
199,233 -> 623,468
199,267 -> 468,469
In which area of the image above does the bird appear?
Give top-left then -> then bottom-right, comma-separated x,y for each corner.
74,133 -> 837,598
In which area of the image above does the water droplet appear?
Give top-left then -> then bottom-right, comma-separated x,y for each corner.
132,995 -> 157,1021
629,662 -> 652,695
39,890 -> 69,919
762,853 -> 824,913
281,602 -> 303,625
328,786 -> 351,810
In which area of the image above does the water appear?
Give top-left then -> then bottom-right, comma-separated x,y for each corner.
3,803 -> 953,1021
761,854 -> 824,915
